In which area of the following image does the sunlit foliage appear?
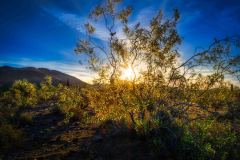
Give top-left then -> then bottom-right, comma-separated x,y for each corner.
38,76 -> 56,101
53,84 -> 88,123
2,80 -> 37,108
74,0 -> 240,159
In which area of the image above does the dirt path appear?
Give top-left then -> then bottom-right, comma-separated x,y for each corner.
11,104 -> 97,160
7,104 -> 153,160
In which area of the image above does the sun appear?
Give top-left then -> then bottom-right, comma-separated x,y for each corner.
120,66 -> 135,80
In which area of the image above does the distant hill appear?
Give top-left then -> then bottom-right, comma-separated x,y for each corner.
0,66 -> 88,89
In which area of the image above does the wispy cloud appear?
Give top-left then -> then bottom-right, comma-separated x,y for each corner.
0,59 -> 96,83
42,6 -> 158,42
42,7 -> 111,41
42,7 -> 85,31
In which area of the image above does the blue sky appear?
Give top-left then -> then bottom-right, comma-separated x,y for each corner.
0,0 -> 240,82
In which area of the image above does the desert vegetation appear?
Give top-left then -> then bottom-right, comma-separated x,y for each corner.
0,0 -> 240,159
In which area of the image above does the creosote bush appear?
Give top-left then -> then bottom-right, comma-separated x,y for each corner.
179,119 -> 237,160
38,76 -> 56,101
3,80 -> 37,108
53,84 -> 89,123
74,0 -> 240,159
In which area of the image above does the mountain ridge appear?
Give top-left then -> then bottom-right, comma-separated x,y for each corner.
0,66 -> 88,89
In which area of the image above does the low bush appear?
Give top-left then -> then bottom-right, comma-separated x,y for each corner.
53,84 -> 88,123
38,76 -> 56,101
3,80 -> 37,108
182,119 -> 237,160
128,117 -> 238,159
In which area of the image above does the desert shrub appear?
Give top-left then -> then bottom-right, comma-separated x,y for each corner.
38,76 -> 56,101
86,82 -> 239,159
3,80 -> 37,108
53,84 -> 88,123
86,82 -> 157,121
178,119 -> 237,160
0,124 -> 24,154
84,80 -> 240,159
85,82 -> 147,125
140,118 -> 238,159
73,0 -> 240,158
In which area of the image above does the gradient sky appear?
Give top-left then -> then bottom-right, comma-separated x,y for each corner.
0,0 -> 240,82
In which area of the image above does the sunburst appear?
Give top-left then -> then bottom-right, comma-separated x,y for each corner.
120,66 -> 135,80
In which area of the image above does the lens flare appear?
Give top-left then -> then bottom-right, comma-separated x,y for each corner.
121,66 -> 135,80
